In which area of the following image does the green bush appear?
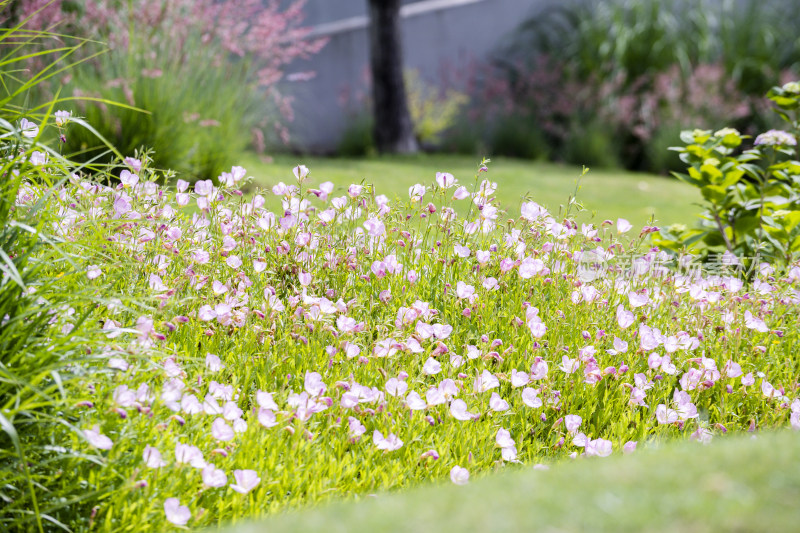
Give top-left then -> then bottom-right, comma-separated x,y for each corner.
488,114 -> 550,161
654,81 -> 800,266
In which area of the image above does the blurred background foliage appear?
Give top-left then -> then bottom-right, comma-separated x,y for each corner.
2,0 -> 326,181
442,0 -> 800,173
3,0 -> 799,178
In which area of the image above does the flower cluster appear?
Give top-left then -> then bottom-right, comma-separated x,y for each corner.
14,130 -> 800,528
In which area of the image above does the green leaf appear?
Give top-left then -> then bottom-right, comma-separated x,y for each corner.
700,184 -> 727,204
674,170 -> 701,187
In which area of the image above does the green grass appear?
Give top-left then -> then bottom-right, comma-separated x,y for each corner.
227,431 -> 800,533
240,153 -> 701,229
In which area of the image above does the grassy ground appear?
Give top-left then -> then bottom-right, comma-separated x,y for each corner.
225,431 -> 800,533
240,153 -> 701,229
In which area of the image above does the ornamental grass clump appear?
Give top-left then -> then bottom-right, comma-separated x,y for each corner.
4,106 -> 800,530
6,0 -> 326,180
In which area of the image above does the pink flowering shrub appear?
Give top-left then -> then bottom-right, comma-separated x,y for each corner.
462,56 -> 791,172
6,110 -> 800,529
7,0 -> 325,179
457,0 -> 800,172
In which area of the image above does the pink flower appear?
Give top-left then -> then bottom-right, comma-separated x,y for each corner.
385,378 -> 408,397
521,387 -> 543,408
559,355 -> 580,374
143,445 -> 167,468
54,110 -> 71,127
223,401 -> 243,421
202,463 -> 228,487
408,184 -> 426,201
256,391 -> 279,410
84,426 -> 112,450
124,157 -> 141,173
528,320 -> 547,338
373,430 -> 403,451
723,360 -> 743,378
450,399 -> 478,421
195,180 -> 213,196
205,353 -> 224,372
342,417 -> 365,441
20,118 -> 39,138
304,372 -> 327,396
585,438 -> 612,457
519,257 -> 545,279
474,369 -> 499,393
405,391 -> 427,410
656,404 -> 678,424
489,392 -> 509,412
364,217 -> 385,237
744,311 -> 768,333
564,414 -> 582,434
164,498 -> 191,526
510,369 -> 530,388
436,172 -> 456,188
496,427 -> 515,448
623,441 -> 637,454
607,336 -> 628,355
456,281 -> 475,300
453,186 -> 470,200
628,291 -> 650,308
120,169 -> 138,188
761,380 -> 778,399
616,305 -> 634,329
530,358 -> 548,380
258,408 -> 278,428
629,387 -> 648,407
113,194 -> 131,216
496,428 -> 517,461
231,469 -> 261,494
423,357 -> 442,375
521,201 -> 547,221
292,165 -> 309,181
211,418 -> 234,441
450,465 -> 469,485
617,218 -> 632,233
690,427 -> 713,444
87,265 -> 102,279
336,315 -> 357,334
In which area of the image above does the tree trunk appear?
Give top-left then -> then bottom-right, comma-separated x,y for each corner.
367,0 -> 419,154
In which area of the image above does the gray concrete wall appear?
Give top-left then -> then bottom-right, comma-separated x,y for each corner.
282,0 -> 547,153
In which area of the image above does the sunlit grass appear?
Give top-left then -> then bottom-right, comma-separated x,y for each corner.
240,153 -> 701,229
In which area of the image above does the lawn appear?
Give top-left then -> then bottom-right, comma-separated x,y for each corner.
229,431 -> 800,533
240,153 -> 701,229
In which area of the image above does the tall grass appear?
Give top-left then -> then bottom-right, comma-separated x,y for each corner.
7,0 -> 326,182
0,5 -> 120,530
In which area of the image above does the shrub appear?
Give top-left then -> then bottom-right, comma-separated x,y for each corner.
7,0 -> 326,180
462,0 -> 800,172
654,81 -> 800,266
